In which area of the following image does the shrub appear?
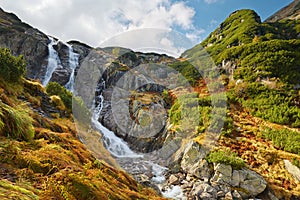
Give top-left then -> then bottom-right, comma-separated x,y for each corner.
0,48 -> 26,82
0,101 -> 35,141
46,82 -> 72,111
262,128 -> 300,155
206,150 -> 245,169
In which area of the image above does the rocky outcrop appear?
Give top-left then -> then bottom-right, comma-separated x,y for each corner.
73,48 -> 177,152
161,141 -> 269,199
163,160 -> 268,199
0,8 -> 91,86
0,8 -> 49,80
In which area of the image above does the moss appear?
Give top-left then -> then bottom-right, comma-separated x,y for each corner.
0,180 -> 38,200
206,150 -> 246,170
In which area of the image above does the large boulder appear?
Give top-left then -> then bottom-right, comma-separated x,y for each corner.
210,164 -> 267,198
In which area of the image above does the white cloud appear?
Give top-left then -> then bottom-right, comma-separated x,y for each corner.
0,0 -> 198,56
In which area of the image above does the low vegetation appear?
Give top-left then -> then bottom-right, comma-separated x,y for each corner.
0,49 -> 164,200
262,127 -> 300,155
206,150 -> 246,170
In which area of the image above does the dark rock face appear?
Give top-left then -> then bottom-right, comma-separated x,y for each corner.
0,8 -> 49,80
0,8 -> 91,85
87,49 -> 177,153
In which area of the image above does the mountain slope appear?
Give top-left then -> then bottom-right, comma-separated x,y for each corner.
266,0 -> 300,22
0,49 -> 165,200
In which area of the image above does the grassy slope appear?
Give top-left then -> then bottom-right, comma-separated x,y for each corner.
168,9 -> 300,198
0,78 -> 165,200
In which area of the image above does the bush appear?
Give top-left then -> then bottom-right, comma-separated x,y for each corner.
0,101 -> 35,141
263,128 -> 300,155
46,82 -> 72,111
0,48 -> 26,82
206,150 -> 245,169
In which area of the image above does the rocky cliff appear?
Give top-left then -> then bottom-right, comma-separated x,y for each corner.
0,8 -> 91,86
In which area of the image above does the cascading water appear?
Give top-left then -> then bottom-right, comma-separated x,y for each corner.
42,37 -> 61,86
91,82 -> 185,199
91,94 -> 142,158
65,44 -> 79,92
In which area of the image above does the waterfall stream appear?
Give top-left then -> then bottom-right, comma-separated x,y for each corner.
65,44 -> 79,92
42,37 -> 61,86
90,86 -> 185,199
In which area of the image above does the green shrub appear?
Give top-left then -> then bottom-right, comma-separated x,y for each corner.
262,128 -> 300,155
0,48 -> 26,82
46,82 -> 72,110
0,101 -> 35,141
206,150 -> 245,169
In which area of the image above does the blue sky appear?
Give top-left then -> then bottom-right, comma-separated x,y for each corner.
180,0 -> 293,41
0,0 -> 293,56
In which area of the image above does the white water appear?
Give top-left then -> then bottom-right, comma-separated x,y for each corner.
65,44 -> 79,92
91,85 -> 185,199
91,95 -> 142,158
42,37 -> 61,86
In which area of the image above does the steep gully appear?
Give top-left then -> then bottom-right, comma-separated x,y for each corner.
43,38 -> 183,199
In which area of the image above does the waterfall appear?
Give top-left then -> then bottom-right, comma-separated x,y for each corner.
65,44 -> 79,92
90,82 -> 185,199
42,37 -> 61,86
91,94 -> 142,158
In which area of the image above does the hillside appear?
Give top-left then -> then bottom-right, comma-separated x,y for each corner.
1,4 -> 300,200
179,8 -> 300,199
0,49 -> 165,199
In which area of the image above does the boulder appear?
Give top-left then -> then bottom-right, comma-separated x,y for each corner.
284,159 -> 300,182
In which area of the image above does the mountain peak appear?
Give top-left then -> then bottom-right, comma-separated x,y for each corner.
265,0 -> 300,22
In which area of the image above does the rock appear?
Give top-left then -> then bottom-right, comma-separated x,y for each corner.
209,163 -> 267,198
192,159 -> 212,181
200,192 -> 213,200
224,192 -> 233,200
190,182 -> 217,199
211,163 -> 232,185
284,160 -> 300,181
231,169 -> 247,187
217,190 -> 225,198
168,174 -> 180,185
180,141 -> 206,176
238,168 -> 267,198
232,190 -> 242,199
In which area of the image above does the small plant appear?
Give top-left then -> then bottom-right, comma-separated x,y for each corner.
206,150 -> 245,169
0,101 -> 35,141
46,82 -> 72,111
0,48 -> 26,82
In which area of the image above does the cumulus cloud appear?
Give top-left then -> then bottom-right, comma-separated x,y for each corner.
0,0 -> 199,56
